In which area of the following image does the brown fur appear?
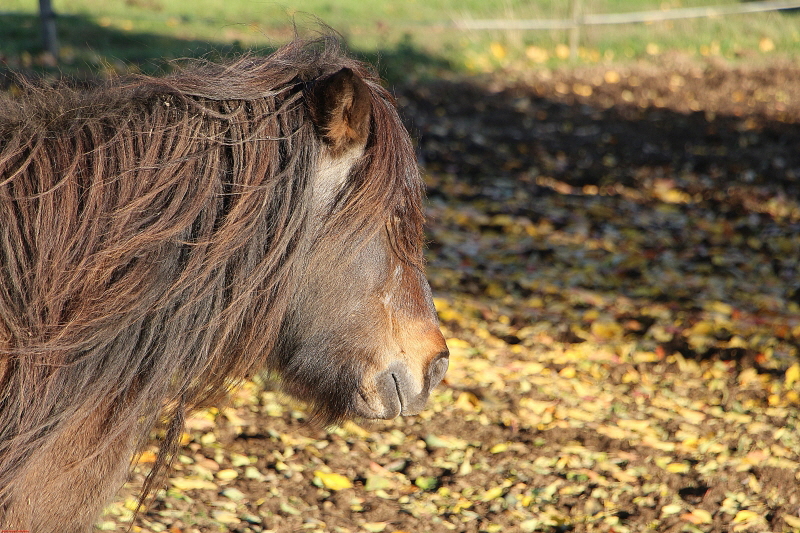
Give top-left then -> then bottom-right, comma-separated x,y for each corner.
0,37 -> 436,532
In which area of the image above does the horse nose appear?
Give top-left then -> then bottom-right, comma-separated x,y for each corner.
354,349 -> 449,419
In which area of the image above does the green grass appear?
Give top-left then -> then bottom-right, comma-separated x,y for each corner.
2,0 -> 800,81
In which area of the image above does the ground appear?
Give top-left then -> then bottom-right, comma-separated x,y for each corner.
103,59 -> 800,533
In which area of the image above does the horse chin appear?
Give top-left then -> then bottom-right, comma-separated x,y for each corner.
351,389 -> 401,420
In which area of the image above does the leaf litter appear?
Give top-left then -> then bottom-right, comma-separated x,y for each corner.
104,62 -> 800,533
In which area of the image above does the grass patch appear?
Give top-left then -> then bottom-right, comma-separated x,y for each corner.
2,1 -> 800,81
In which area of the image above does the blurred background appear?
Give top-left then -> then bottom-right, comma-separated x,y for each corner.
3,1 -> 800,81
3,2 -> 800,533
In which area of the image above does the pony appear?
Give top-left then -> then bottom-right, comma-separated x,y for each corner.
0,37 -> 448,532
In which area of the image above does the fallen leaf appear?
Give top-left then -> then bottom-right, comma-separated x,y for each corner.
732,510 -> 761,523
169,477 -> 218,491
211,510 -> 240,524
314,470 -> 353,490
216,469 -> 238,481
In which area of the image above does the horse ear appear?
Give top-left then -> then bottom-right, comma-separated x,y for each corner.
309,67 -> 372,154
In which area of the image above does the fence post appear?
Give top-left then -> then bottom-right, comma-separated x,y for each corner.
39,0 -> 59,59
569,0 -> 582,59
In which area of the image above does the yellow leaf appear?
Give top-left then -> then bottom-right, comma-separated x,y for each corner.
596,425 -> 628,440
454,391 -> 480,412
786,363 -> 800,388
526,46 -> 549,63
708,301 -> 733,315
425,434 -> 469,449
591,321 -> 624,340
216,469 -> 238,481
221,408 -> 245,427
169,477 -> 218,490
485,282 -> 506,298
447,338 -> 471,349
632,351 -> 660,363
211,510 -> 240,524
678,408 -> 706,425
526,297 -> 545,308
559,366 -> 576,378
123,497 -> 141,512
432,297 -> 450,310
759,37 -> 775,53
490,42 -> 507,60
641,435 -> 676,451
611,469 -> 638,483
661,504 -> 683,516
363,522 -> 388,532
618,419 -> 650,433
666,462 -> 690,473
604,70 -> 620,84
490,443 -> 509,453
137,450 -> 157,464
784,515 -> 800,528
314,470 -> 353,490
555,43 -> 570,60
733,510 -> 760,523
520,398 -> 552,414
683,509 -> 713,524
564,408 -> 595,422
481,486 -> 505,501
573,83 -> 592,97
342,420 -> 371,438
230,453 -> 252,467
688,321 -> 714,335
728,336 -> 748,349
438,308 -> 461,322
658,188 -> 692,204
768,394 -> 781,406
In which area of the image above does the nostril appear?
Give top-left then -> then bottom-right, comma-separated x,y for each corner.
426,351 -> 449,388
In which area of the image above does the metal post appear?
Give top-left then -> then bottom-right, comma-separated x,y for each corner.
39,0 -> 59,59
569,0 -> 582,60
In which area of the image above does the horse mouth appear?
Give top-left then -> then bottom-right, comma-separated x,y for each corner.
392,373 -> 403,412
351,354 -> 449,420
353,382 -> 402,419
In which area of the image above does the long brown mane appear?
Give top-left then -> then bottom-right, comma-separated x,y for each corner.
0,36 -> 424,509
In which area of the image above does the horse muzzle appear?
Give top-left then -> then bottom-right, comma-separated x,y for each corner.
353,350 -> 449,419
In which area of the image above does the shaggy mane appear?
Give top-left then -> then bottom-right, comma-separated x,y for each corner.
0,36 -> 423,508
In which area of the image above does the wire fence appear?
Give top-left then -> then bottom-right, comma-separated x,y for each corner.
457,0 -> 800,30
457,0 -> 800,60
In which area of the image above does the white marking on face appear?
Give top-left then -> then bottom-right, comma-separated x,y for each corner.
312,146 -> 364,212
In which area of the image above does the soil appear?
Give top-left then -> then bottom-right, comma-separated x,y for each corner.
103,59 -> 800,533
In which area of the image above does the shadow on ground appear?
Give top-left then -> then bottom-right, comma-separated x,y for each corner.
0,12 -> 452,84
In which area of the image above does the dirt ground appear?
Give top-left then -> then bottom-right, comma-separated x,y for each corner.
104,59 -> 800,533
